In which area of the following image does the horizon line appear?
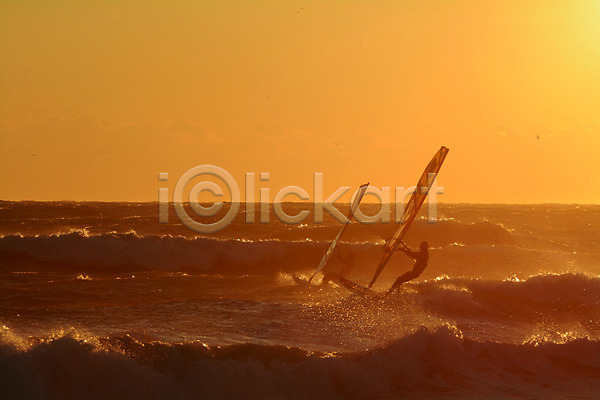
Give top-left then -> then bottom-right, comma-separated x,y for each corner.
1,200 -> 599,206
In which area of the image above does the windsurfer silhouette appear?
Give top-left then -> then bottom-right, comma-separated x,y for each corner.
388,241 -> 429,293
321,251 -> 355,286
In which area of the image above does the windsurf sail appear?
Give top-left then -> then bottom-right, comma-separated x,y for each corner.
308,182 -> 369,283
368,146 -> 449,288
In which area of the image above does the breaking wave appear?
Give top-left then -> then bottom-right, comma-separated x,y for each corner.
1,326 -> 598,400
0,219 -> 574,276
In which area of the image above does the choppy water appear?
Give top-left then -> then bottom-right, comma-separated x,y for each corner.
1,202 -> 599,399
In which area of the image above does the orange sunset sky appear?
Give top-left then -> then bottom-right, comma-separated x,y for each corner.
1,0 -> 599,203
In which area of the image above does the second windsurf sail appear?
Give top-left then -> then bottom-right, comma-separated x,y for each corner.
308,182 -> 369,283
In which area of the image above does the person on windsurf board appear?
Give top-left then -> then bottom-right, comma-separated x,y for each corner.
320,250 -> 355,286
338,241 -> 429,297
293,183 -> 369,287
338,146 -> 448,296
387,241 -> 429,294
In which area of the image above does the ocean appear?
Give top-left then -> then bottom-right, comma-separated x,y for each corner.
0,201 -> 598,399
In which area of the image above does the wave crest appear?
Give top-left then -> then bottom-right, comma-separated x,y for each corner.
1,326 -> 599,399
